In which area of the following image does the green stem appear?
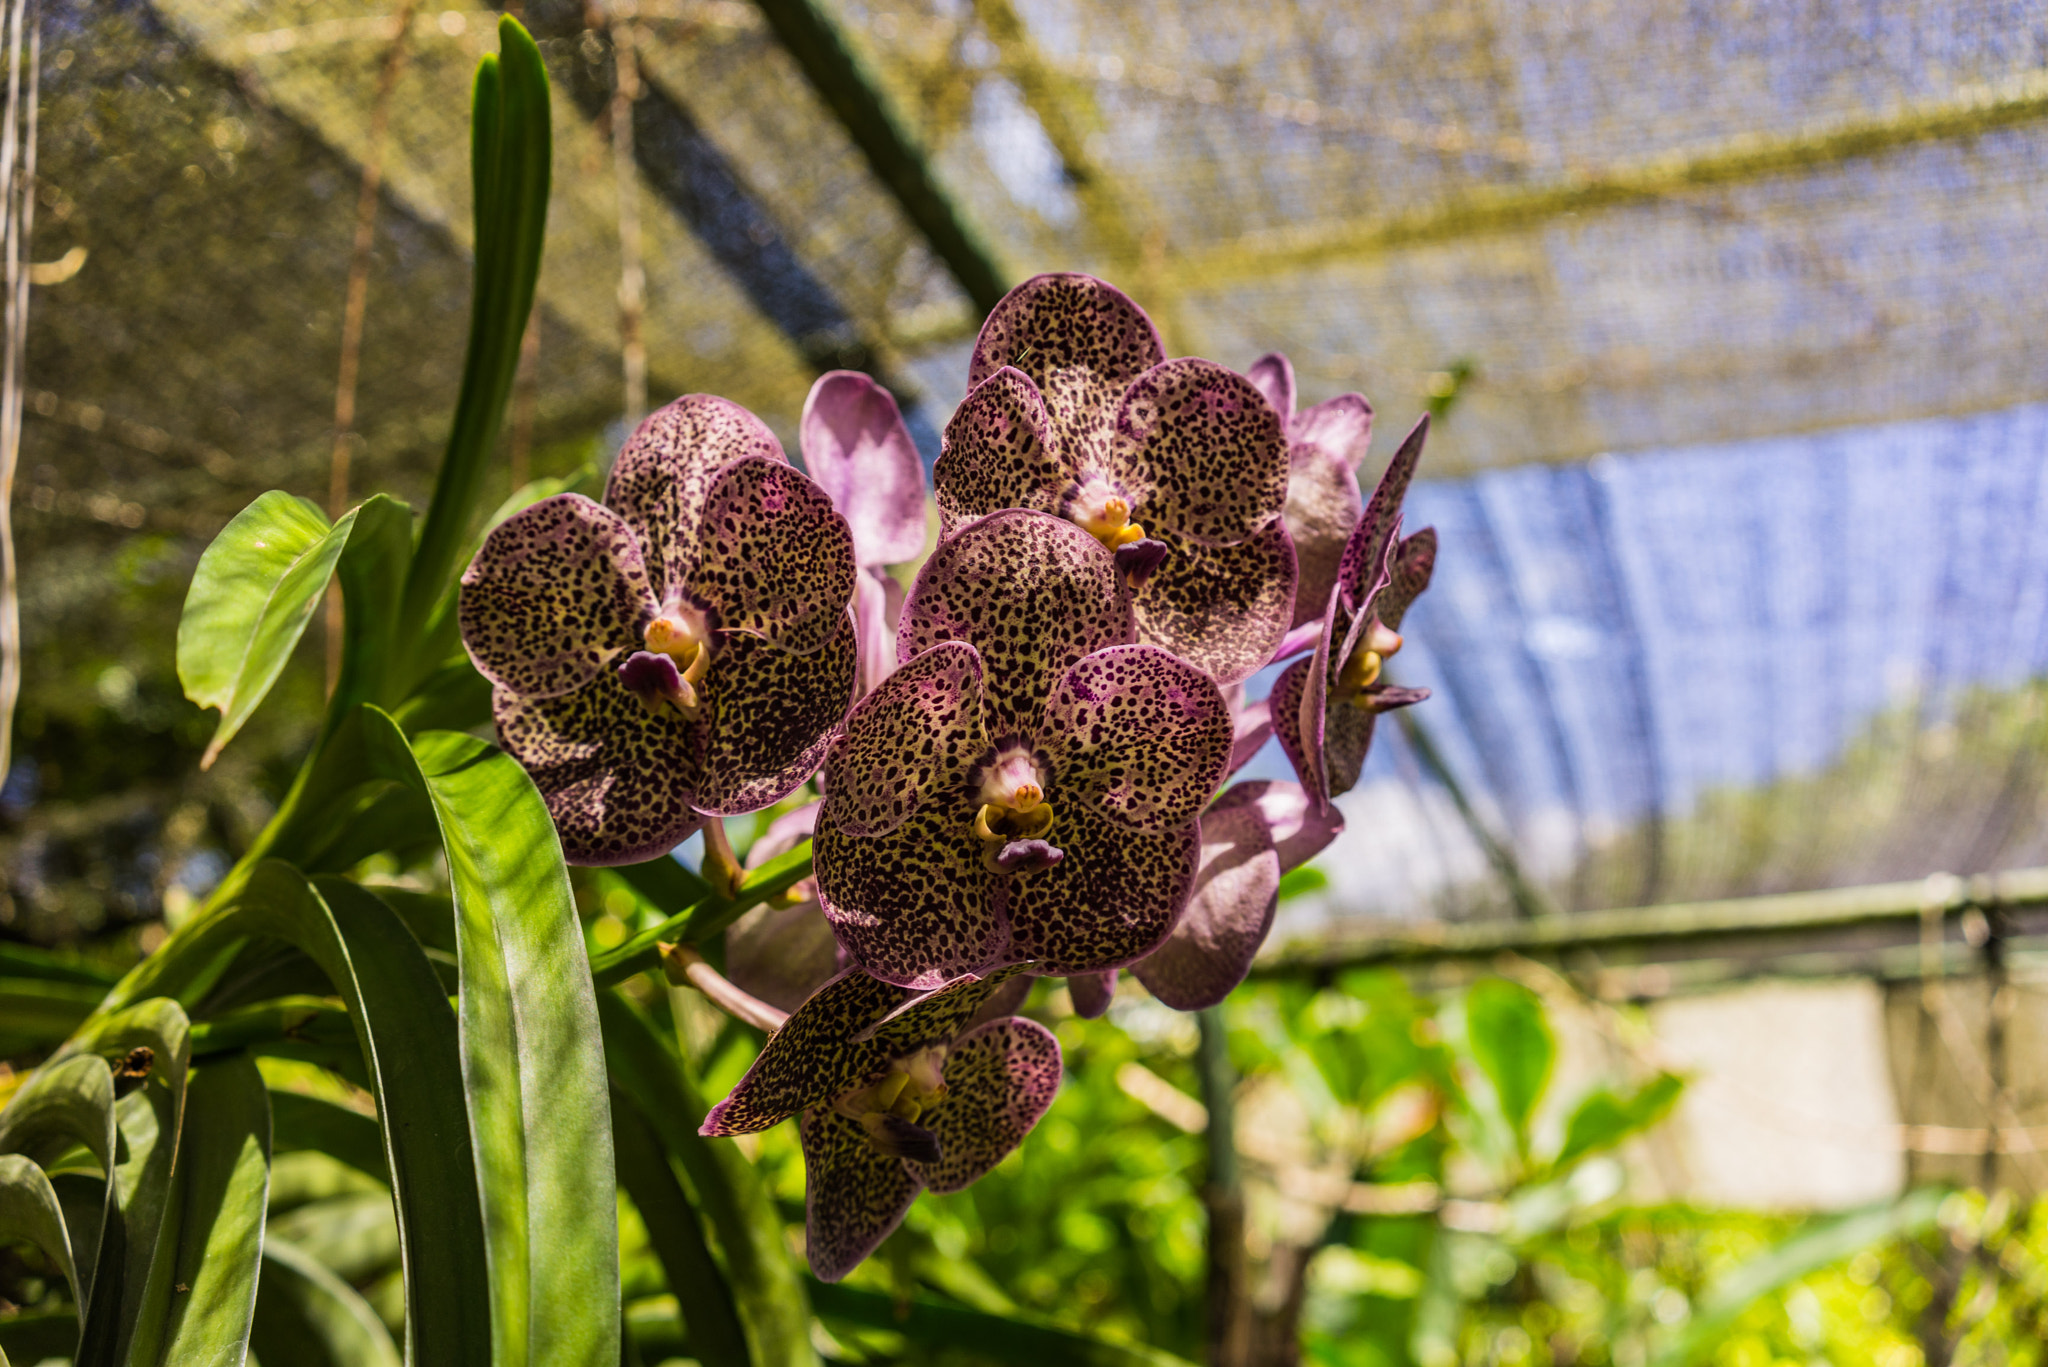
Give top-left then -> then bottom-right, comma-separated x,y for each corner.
590,843 -> 815,988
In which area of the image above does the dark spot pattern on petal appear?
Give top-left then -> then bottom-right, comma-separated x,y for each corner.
823,643 -> 985,839
691,615 -> 858,816
493,681 -> 707,865
914,1017 -> 1062,1194
800,1107 -> 924,1282
1066,971 -> 1117,1019
702,967 -> 912,1135
1130,791 -> 1279,1011
1134,523 -> 1298,687
898,510 -> 1134,737
816,798 -> 1004,988
1042,645 -> 1232,834
1376,528 -> 1438,632
934,367 -> 1069,537
606,394 -> 786,599
1335,412 -> 1429,625
860,966 -> 1026,1049
1000,800 -> 1199,975
459,494 -> 655,699
1112,358 -> 1288,547
687,456 -> 857,656
1283,442 -> 1364,632
968,273 -> 1164,474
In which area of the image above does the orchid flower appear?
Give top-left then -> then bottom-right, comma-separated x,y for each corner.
1245,352 -> 1378,633
701,965 -> 1060,1282
814,509 -> 1235,988
459,395 -> 858,864
1129,780 -> 1343,1010
934,273 -> 1297,686
723,801 -> 846,1013
1270,415 -> 1438,809
799,371 -> 927,698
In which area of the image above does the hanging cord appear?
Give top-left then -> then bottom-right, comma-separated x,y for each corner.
323,2 -> 419,692
0,0 -> 37,789
603,0 -> 647,427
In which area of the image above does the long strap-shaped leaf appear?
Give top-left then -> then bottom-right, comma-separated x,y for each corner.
599,992 -> 815,1367
0,1054 -> 117,1319
366,713 -> 618,1367
122,1055 -> 270,1366
0,1154 -> 82,1335
611,1094 -> 751,1367
251,1238 -> 403,1367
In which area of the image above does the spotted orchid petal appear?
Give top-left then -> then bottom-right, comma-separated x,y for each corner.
933,366 -> 1067,537
1335,413 -> 1429,626
686,455 -> 856,656
852,568 -> 905,699
800,1108 -> 925,1282
1000,802 -> 1200,975
1112,358 -> 1289,548
968,273 -> 1165,473
800,370 -> 928,568
459,494 -> 656,699
1245,352 -> 1295,424
1042,645 -> 1232,834
1066,971 -> 1117,1019
898,509 -> 1134,737
969,973 -> 1034,1030
1375,528 -> 1438,632
494,682 -> 707,866
606,394 -> 786,599
823,641 -> 985,840
915,1017 -> 1061,1193
1134,523 -> 1298,686
689,615 -> 857,816
1130,791 -> 1276,1011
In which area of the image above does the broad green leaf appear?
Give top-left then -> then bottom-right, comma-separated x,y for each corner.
363,715 -> 618,1367
125,1055 -> 271,1366
1463,978 -> 1554,1150
387,657 -> 493,735
1551,1073 -> 1684,1172
177,492 -> 360,769
1651,1188 -> 1945,1366
268,1092 -> 388,1186
0,1153 -> 83,1330
0,978 -> 111,1051
267,1192 -> 399,1285
250,1238 -> 402,1367
0,943 -> 118,987
612,1093 -> 751,1367
395,17 -> 552,685
808,1280 -> 1199,1367
0,1053 -> 117,1173
599,992 -> 815,1366
328,494 -> 416,720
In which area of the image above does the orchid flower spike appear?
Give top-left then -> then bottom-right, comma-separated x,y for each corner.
800,371 -> 927,698
1270,415 -> 1439,809
459,395 -> 858,864
934,273 -> 1298,685
815,509 -> 1235,988
701,966 -> 1060,1282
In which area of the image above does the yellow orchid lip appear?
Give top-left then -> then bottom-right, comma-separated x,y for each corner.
1337,617 -> 1404,705
1069,479 -> 1149,550
835,1047 -> 951,1158
640,606 -> 713,716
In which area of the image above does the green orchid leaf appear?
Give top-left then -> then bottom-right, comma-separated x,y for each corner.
388,657 -> 493,736
0,1054 -> 117,1318
611,1093 -> 752,1367
0,979 -> 109,1060
124,1055 -> 270,1366
0,1154 -> 83,1332
268,1091 -> 389,1186
1551,1072 -> 1684,1172
1463,978 -> 1554,1152
267,1191 -> 400,1286
396,16 -> 552,682
361,715 -> 618,1367
0,943 -> 118,987
590,843 -> 816,988
329,494 -> 416,720
808,1281 -> 1199,1367
0,1312 -> 77,1363
250,1238 -> 402,1367
599,991 -> 815,1366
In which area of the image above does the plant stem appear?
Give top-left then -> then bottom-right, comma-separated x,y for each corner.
1196,1006 -> 1250,1367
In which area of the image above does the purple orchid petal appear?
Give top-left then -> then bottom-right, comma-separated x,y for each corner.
1227,696 -> 1273,781
1335,413 -> 1429,623
1113,537 -> 1169,587
800,370 -> 928,568
800,1107 -> 925,1282
1112,358 -> 1289,548
1266,655 -> 1318,803
606,394 -> 786,600
1042,645 -> 1233,834
1325,687 -> 1430,799
1273,620 -> 1324,665
1292,393 -> 1374,469
898,509 -> 1134,737
996,839 -> 1064,872
459,494 -> 656,700
616,650 -> 686,712
689,613 -> 858,816
933,366 -> 1067,537
701,966 -> 913,1136
969,273 -> 1165,474
852,568 -> 904,699
861,966 -> 1028,1048
816,801 -> 1004,988
915,1017 -> 1062,1193
493,682 -> 708,866
1245,352 -> 1295,424
1283,441 -> 1364,632
823,641 -> 985,839
1376,528 -> 1438,632
967,972 -> 1034,1030
1229,779 -> 1344,871
1133,523 -> 1298,687
1066,970 -> 1117,1019
1130,793 -> 1279,1011
725,897 -> 843,1015
746,799 -> 823,870
1001,803 -> 1200,976
686,455 -> 856,657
